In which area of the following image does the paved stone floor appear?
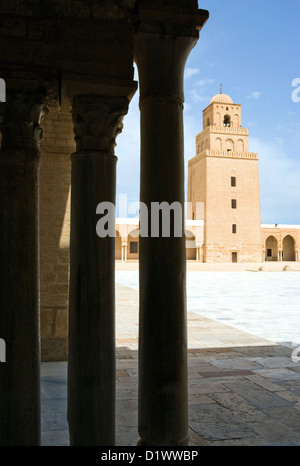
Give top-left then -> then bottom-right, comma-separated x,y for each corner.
41,280 -> 300,446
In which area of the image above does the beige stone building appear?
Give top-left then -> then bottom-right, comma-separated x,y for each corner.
188,92 -> 300,263
114,92 -> 300,265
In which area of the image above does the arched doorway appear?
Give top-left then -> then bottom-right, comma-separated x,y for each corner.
127,229 -> 139,260
185,230 -> 196,260
282,235 -> 295,261
265,236 -> 278,261
115,230 -> 122,260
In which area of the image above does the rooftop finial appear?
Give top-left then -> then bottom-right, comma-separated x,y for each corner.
220,83 -> 223,94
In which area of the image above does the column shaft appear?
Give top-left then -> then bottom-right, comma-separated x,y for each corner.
139,97 -> 188,445
68,151 -> 116,445
0,92 -> 47,445
67,94 -> 129,446
134,17 -> 207,443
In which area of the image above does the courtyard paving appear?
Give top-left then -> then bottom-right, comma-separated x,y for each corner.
41,264 -> 300,446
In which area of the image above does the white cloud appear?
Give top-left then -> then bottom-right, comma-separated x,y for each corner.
196,78 -> 215,87
184,68 -> 200,79
187,89 -> 211,104
246,91 -> 262,100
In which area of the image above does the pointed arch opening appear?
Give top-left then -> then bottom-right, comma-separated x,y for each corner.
282,235 -> 295,261
223,114 -> 231,127
265,235 -> 279,261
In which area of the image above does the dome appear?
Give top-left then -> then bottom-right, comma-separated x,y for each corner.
209,93 -> 233,105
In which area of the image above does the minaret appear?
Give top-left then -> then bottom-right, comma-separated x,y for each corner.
188,92 -> 262,263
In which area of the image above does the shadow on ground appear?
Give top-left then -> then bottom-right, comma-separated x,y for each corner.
41,343 -> 300,446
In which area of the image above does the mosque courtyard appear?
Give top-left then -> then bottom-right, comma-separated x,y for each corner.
41,262 -> 300,446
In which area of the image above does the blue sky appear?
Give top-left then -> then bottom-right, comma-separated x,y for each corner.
116,0 -> 300,224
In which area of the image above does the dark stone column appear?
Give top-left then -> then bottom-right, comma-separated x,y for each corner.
67,95 -> 129,446
134,5 -> 208,446
0,91 -> 48,446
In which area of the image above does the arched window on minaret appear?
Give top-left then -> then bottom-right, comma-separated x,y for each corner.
226,139 -> 234,151
234,114 -> 239,127
237,139 -> 244,152
215,138 -> 222,151
223,114 -> 231,127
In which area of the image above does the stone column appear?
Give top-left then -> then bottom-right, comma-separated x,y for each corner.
67,95 -> 129,446
122,241 -> 128,262
0,90 -> 48,445
135,7 -> 208,446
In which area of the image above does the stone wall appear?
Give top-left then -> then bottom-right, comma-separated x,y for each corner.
39,110 -> 74,361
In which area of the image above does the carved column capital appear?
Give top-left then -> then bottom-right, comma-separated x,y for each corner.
134,32 -> 197,105
134,4 -> 209,105
72,95 -> 129,154
0,91 -> 49,153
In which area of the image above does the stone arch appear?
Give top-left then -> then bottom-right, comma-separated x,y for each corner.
127,229 -> 139,259
236,139 -> 244,152
234,114 -> 239,127
216,112 -> 221,126
282,235 -> 295,261
265,235 -> 279,261
226,139 -> 234,151
215,137 -> 222,151
223,114 -> 231,127
115,229 -> 122,260
185,230 -> 196,260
